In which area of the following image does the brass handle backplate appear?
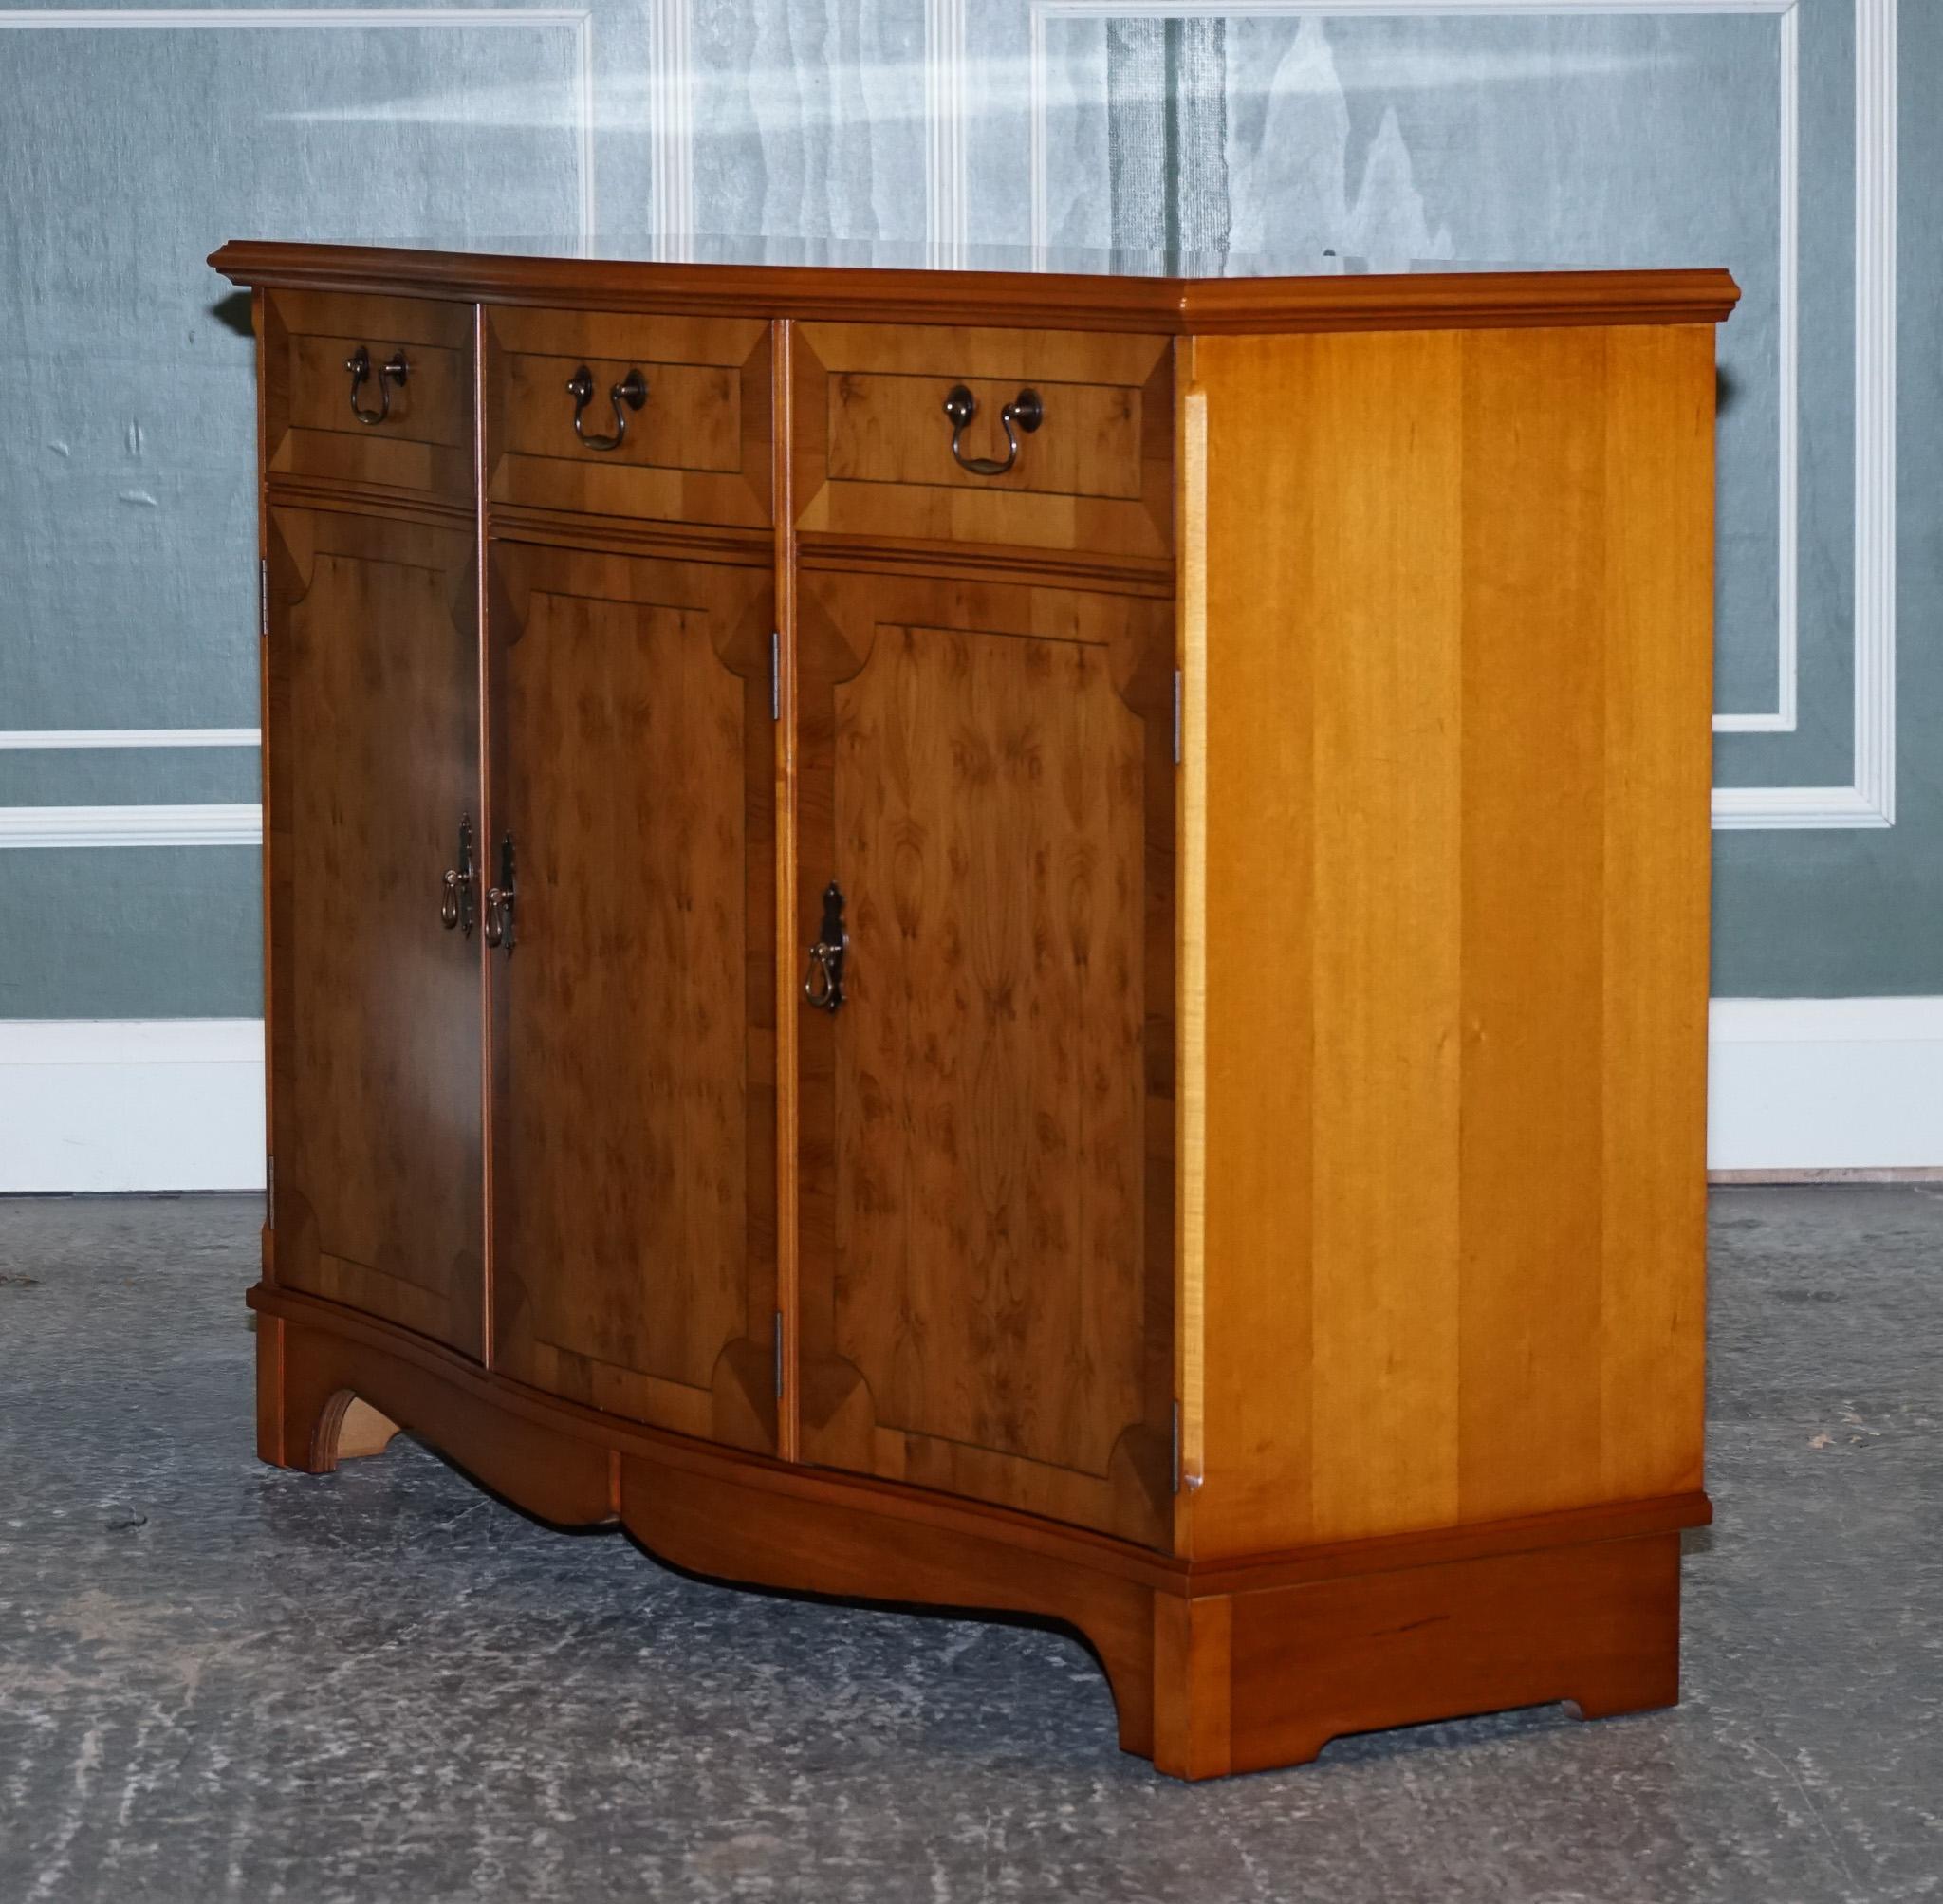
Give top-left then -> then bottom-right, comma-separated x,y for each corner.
346,345 -> 408,426
942,383 -> 1043,478
802,880 -> 847,1011
483,831 -> 517,951
566,364 -> 648,451
439,814 -> 476,936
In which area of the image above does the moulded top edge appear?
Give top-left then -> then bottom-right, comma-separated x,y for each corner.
209,241 -> 1741,335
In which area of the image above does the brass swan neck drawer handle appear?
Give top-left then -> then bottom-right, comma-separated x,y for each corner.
566,364 -> 648,452
345,345 -> 408,426
802,880 -> 847,1011
942,383 -> 1044,478
438,815 -> 477,936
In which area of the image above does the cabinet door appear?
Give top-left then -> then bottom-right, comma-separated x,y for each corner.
795,567 -> 1176,1547
265,506 -> 484,1356
487,542 -> 780,1453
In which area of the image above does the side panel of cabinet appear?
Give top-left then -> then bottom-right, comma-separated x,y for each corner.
792,565 -> 1176,1547
264,505 -> 485,1356
486,540 -> 780,1453
1184,324 -> 1715,1561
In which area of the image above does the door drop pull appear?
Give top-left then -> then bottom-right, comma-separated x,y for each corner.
439,814 -> 477,936
484,832 -> 517,951
802,881 -> 847,1011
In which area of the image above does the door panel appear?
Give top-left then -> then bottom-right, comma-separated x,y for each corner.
265,506 -> 484,1355
488,541 -> 779,1453
795,566 -> 1175,1546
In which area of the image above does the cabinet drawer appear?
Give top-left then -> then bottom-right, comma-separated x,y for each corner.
793,323 -> 1173,559
485,308 -> 772,527
264,291 -> 472,497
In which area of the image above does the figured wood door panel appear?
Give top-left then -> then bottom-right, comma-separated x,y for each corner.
487,541 -> 779,1453
795,567 -> 1175,1548
265,506 -> 484,1355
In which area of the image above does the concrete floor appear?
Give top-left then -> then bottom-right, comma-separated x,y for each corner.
0,1191 -> 1937,1904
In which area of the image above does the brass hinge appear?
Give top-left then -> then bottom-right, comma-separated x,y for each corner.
772,1309 -> 785,1398
1171,1399 -> 1181,1495
770,631 -> 781,722
259,558 -> 269,638
266,1155 -> 275,1229
1172,670 -> 1182,766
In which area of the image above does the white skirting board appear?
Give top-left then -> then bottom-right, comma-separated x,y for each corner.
0,1020 -> 266,1193
1,1004 -> 1939,1192
1707,998 -> 1943,1174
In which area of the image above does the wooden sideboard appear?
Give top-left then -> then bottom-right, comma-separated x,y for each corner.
213,241 -> 1737,1779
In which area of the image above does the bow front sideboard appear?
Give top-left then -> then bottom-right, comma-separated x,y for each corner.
213,240 -> 1737,1779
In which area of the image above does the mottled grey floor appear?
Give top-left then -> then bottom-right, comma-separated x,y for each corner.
1,1191 -> 1938,1903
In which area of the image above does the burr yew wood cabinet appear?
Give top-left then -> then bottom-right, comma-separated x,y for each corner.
215,240 -> 1737,1779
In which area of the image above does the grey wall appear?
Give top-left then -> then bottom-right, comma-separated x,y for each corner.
0,0 -> 1931,1015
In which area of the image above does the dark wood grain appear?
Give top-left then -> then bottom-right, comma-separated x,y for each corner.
215,244 -> 1740,335
486,539 -> 780,1451
794,567 -> 1175,1547
264,503 -> 484,1356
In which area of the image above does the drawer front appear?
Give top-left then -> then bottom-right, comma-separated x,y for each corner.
794,323 -> 1173,559
486,308 -> 772,527
265,291 -> 472,497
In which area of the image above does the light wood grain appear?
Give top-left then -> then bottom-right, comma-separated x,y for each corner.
1456,326 -> 1610,1524
1191,334 -> 1315,1557
1173,370 -> 1207,1527
1305,329 -> 1465,1544
772,317 -> 803,1463
1598,324 -> 1715,1501
1188,323 -> 1715,1558
337,1397 -> 401,1459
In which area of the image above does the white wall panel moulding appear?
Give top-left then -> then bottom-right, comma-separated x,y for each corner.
0,1019 -> 266,1194
648,0 -> 694,247
994,0 -> 1897,830
0,804 -> 262,848
0,729 -> 261,749
926,0 -> 971,267
0,9 -> 591,31
1708,997 -> 1943,1173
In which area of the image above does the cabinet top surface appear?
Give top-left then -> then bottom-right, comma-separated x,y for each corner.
211,237 -> 1738,334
